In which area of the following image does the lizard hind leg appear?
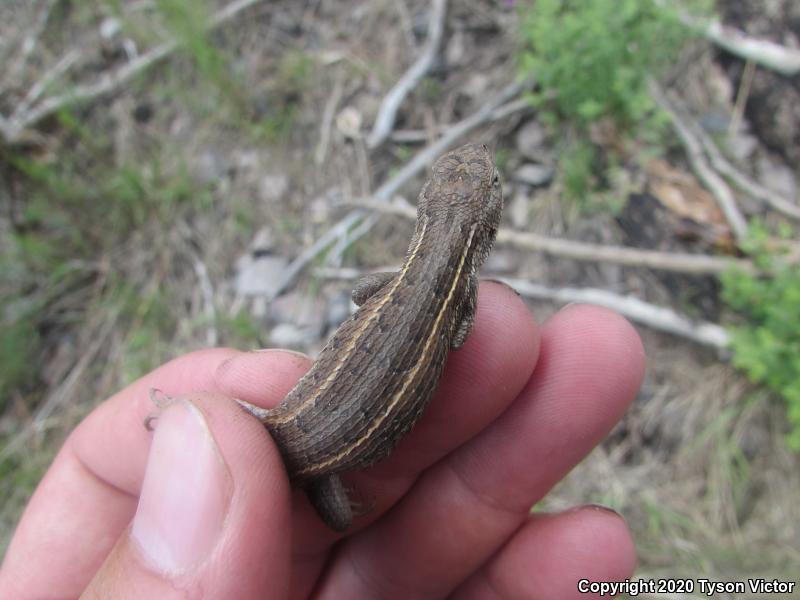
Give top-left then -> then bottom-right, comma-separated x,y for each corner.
307,474 -> 354,532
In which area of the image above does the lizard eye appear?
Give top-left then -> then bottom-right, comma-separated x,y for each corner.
491,172 -> 500,187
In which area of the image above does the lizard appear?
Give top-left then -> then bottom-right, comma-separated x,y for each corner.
238,142 -> 503,531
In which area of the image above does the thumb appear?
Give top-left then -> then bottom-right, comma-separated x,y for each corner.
83,392 -> 291,599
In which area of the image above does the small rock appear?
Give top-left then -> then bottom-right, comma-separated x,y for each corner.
411,12 -> 430,38
484,249 -> 517,274
193,149 -> 227,186
326,290 -> 353,331
727,130 -> 758,161
292,295 -> 327,334
698,109 -> 730,134
234,254 -> 289,297
757,154 -> 797,199
515,120 -> 547,161
308,196 -> 331,224
461,73 -> 490,99
170,114 -> 191,137
100,17 -> 121,40
251,227 -> 275,254
336,106 -> 363,139
132,103 -> 153,123
234,149 -> 261,174
513,163 -> 554,187
258,174 -> 290,202
269,292 -> 327,335
268,290 -> 301,324
272,11 -> 303,36
122,39 -> 138,61
508,191 -> 531,229
269,323 -> 310,349
445,29 -> 467,67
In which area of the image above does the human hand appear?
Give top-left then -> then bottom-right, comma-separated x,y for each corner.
0,282 -> 644,599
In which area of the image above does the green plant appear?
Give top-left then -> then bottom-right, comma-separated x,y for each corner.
519,0 -> 688,128
721,223 -> 800,450
0,311 -> 40,405
248,51 -> 317,142
155,0 -> 226,83
560,138 -> 596,204
1,108 -> 213,402
219,309 -> 263,347
517,0 -> 698,213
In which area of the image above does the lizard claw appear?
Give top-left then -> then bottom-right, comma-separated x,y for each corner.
144,388 -> 176,431
346,486 -> 375,518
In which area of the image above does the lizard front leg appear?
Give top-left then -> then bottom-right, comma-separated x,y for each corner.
451,273 -> 478,349
351,271 -> 396,306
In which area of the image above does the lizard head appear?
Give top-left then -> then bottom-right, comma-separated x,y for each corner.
419,142 -> 503,261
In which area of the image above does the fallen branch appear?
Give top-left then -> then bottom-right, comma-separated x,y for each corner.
32,309 -> 118,428
728,58 -> 755,139
501,278 -> 731,351
183,234 -> 219,347
192,255 -> 219,348
649,80 -> 748,241
15,49 -> 80,118
373,78 -> 530,202
673,95 -> 800,221
3,0 -> 59,89
1,0 -> 266,143
704,19 -> 800,76
498,229 -> 746,275
660,2 -> 800,76
314,75 -> 343,165
268,77 -> 532,300
343,195 -> 752,275
315,266 -> 731,350
366,0 -> 448,149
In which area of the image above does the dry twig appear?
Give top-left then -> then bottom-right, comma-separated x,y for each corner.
497,229 -> 746,275
649,80 -> 749,241
704,19 -> 800,76
188,252 -> 218,348
501,278 -> 730,351
268,77 -> 532,301
32,311 -> 118,429
314,75 -> 343,165
660,2 -> 800,76
373,79 -> 530,203
3,0 -> 59,89
728,58 -> 755,139
345,195 -> 752,275
315,267 -> 731,350
14,49 -> 80,118
1,0 -> 266,143
365,0 -> 448,149
673,95 -> 800,222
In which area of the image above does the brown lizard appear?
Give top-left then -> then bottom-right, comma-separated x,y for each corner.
238,142 -> 503,531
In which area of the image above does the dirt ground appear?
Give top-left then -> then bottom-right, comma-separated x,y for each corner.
1,0 -> 799,596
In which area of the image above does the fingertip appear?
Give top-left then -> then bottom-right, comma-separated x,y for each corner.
534,304 -> 645,432
213,349 -> 312,407
475,506 -> 636,600
477,279 -> 539,344
549,303 -> 646,390
449,280 -> 540,394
